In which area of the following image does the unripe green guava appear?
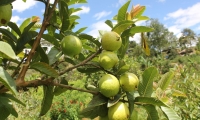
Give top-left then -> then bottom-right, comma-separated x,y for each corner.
0,4 -> 12,26
61,35 -> 82,56
108,101 -> 130,120
98,74 -> 120,98
99,51 -> 119,70
101,31 -> 122,51
119,73 -> 139,92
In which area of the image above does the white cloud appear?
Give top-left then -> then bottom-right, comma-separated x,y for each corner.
87,20 -> 112,38
73,6 -> 90,15
12,0 -> 37,12
94,11 -> 112,20
11,16 -> 22,23
164,2 -> 200,36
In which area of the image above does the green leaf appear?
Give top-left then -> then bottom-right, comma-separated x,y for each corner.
0,28 -> 17,42
134,16 -> 150,21
126,92 -> 135,116
0,41 -> 17,59
59,1 -> 70,32
8,22 -> 22,36
30,62 -> 59,78
118,36 -> 129,59
143,104 -> 159,120
19,16 -> 39,33
138,67 -> 158,97
75,27 -> 87,34
107,94 -> 122,108
36,45 -> 49,64
79,33 -> 101,47
112,20 -> 134,34
0,96 -> 18,119
116,64 -> 130,75
117,0 -> 131,23
47,47 -> 62,65
68,0 -> 87,6
134,97 -> 167,107
39,85 -> 54,116
171,89 -> 187,98
105,20 -> 113,28
16,31 -> 38,53
123,26 -> 154,36
0,93 -> 25,106
158,71 -> 174,90
0,67 -> 17,95
80,94 -> 108,119
0,0 -> 15,6
160,106 -> 181,120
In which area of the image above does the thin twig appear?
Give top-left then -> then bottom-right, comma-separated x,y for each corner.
53,82 -> 99,95
59,48 -> 102,75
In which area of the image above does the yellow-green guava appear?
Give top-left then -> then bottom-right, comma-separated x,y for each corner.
61,35 -> 82,56
99,51 -> 119,70
0,4 -> 12,26
98,74 -> 120,98
119,73 -> 139,92
101,31 -> 122,51
108,101 -> 130,120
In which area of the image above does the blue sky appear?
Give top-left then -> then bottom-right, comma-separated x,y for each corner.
10,0 -> 200,42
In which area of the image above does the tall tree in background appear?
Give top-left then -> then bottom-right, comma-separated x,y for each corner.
179,28 -> 196,49
146,19 -> 177,54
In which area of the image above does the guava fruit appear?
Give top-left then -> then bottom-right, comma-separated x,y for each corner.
61,35 -> 82,56
98,74 -> 120,98
0,4 -> 12,26
99,51 -> 119,70
108,101 -> 130,120
119,73 -> 139,92
101,31 -> 122,51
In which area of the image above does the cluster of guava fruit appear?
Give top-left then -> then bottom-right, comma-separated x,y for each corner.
97,31 -> 139,120
0,4 -> 12,26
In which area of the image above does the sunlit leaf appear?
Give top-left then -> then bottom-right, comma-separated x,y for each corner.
0,67 -> 17,95
158,71 -> 174,90
134,97 -> 167,106
138,67 -> 158,97
172,89 -> 187,98
39,85 -> 54,116
141,32 -> 150,56
112,20 -> 134,34
160,106 -> 181,120
117,0 -> 131,23
30,62 -> 59,78
143,104 -> 159,120
0,41 -> 17,59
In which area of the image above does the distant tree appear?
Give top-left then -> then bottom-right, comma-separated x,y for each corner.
178,28 -> 196,49
146,19 -> 177,54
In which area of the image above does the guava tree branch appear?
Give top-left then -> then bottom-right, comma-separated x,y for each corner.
16,0 -> 59,84
59,48 -> 102,75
